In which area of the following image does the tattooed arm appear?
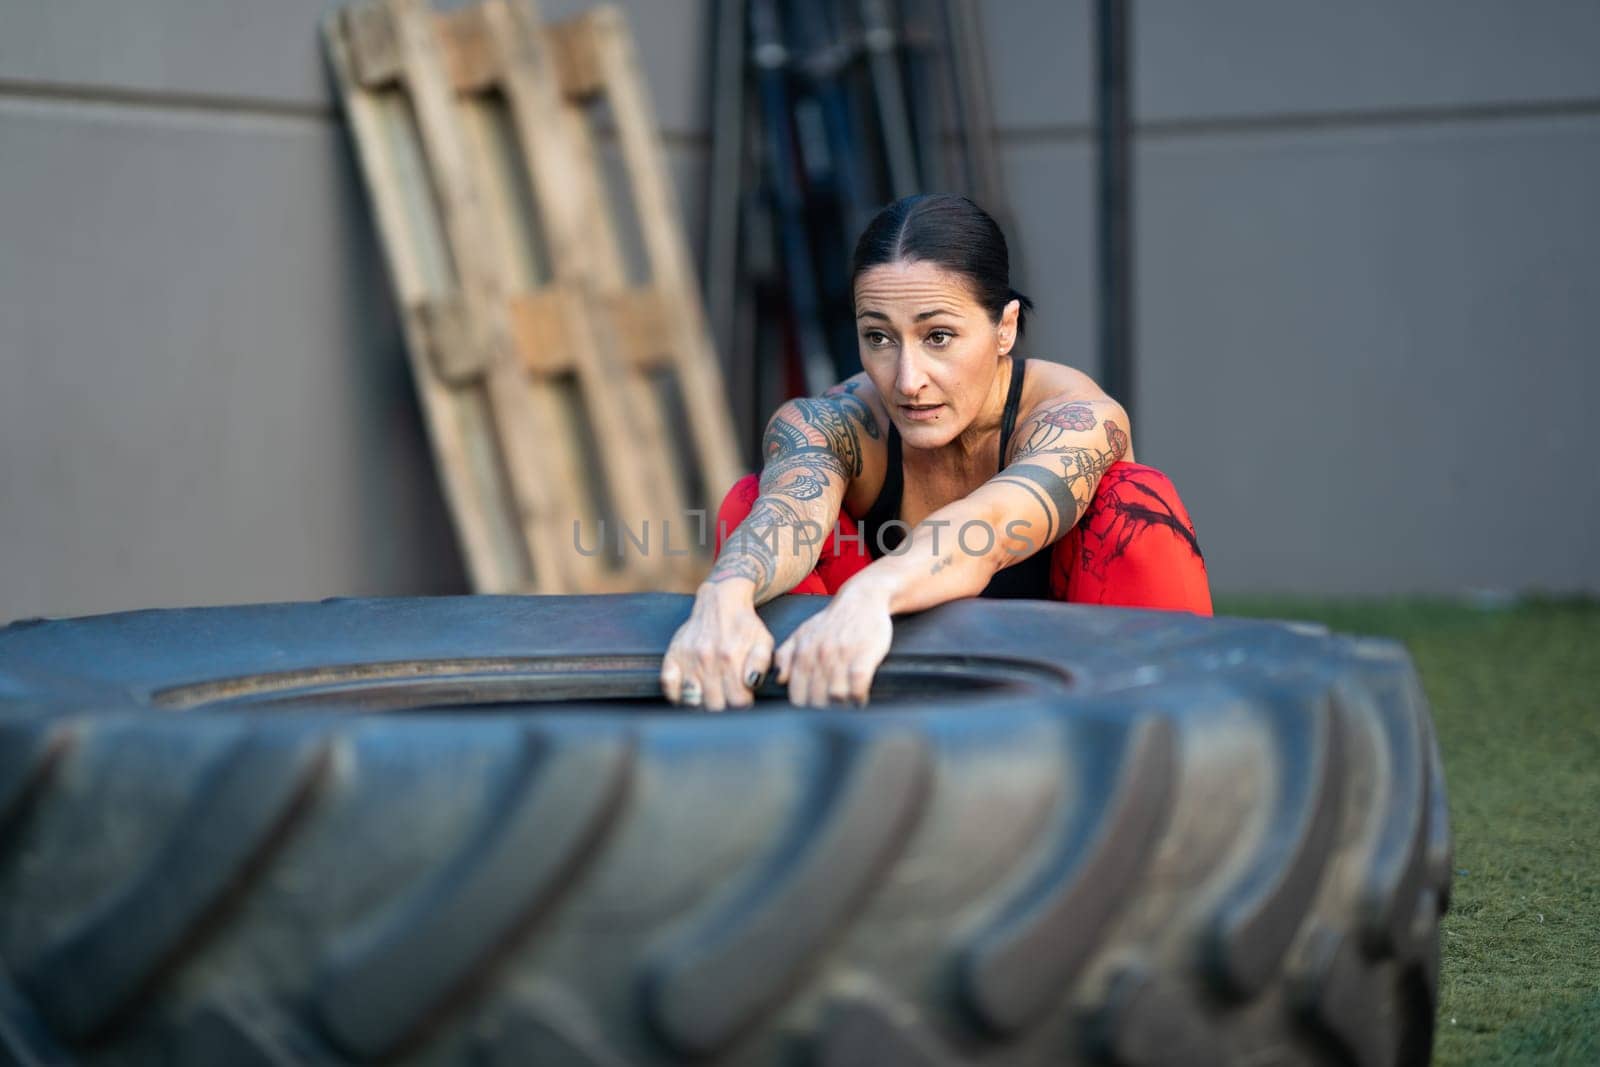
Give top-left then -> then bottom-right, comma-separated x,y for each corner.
771,391 -> 1129,707
848,394 -> 1130,615
705,387 -> 880,604
661,386 -> 879,710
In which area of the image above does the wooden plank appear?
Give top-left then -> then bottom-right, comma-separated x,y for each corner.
507,288 -> 579,376
598,289 -> 671,369
343,3 -> 404,87
529,10 -> 699,588
436,6 -> 499,93
413,296 -> 489,383
383,0 -> 572,591
546,15 -> 605,99
489,0 -> 685,590
451,75 -> 612,592
507,287 -> 674,375
583,7 -> 746,580
324,7 -> 528,591
331,0 -> 745,594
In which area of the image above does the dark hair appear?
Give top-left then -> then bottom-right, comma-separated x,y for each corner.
850,193 -> 1034,339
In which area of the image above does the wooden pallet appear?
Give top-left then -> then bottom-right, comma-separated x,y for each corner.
326,0 -> 743,593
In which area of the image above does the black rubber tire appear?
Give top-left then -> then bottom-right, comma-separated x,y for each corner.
0,594 -> 1450,1066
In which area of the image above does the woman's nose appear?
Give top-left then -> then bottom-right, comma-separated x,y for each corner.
894,354 -> 929,398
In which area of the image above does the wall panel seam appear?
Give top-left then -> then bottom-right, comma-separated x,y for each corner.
0,78 -> 708,155
992,97 -> 1600,147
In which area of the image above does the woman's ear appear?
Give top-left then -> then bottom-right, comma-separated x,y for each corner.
998,298 -> 1021,354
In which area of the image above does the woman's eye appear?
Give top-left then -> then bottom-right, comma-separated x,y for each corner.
863,331 -> 892,347
926,329 -> 954,346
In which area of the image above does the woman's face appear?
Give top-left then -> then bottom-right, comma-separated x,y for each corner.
854,259 -> 1017,449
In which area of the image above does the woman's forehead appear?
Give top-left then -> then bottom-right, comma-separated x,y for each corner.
854,260 -> 980,315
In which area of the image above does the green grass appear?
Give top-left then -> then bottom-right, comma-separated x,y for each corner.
1218,596 -> 1600,1066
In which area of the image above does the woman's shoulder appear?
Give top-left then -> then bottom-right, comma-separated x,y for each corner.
807,373 -> 888,454
820,373 -> 893,515
1017,358 -> 1111,409
763,373 -> 889,481
821,371 -> 889,416
1012,358 -> 1136,462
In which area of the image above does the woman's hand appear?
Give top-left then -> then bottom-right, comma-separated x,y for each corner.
774,580 -> 894,708
660,582 -> 776,711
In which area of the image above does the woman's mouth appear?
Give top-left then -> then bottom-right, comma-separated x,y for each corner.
900,403 -> 943,422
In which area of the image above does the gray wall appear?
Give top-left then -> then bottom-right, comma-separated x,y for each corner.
2,1 -> 1597,619
991,0 -> 1600,597
0,0 -> 708,619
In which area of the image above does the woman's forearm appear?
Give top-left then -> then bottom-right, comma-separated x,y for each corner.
841,497 -> 1014,615
705,447 -> 850,605
705,497 -> 828,604
848,394 -> 1129,614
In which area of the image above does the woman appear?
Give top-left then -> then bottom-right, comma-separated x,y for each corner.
661,194 -> 1210,710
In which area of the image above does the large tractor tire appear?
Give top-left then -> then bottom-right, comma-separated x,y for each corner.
0,594 -> 1449,1066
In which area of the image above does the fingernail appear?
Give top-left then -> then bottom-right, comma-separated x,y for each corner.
746,670 -> 762,688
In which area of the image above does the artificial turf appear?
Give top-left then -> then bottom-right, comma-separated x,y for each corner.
1218,596 -> 1600,1066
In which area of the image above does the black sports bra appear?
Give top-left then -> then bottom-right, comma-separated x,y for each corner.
855,355 -> 1057,600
